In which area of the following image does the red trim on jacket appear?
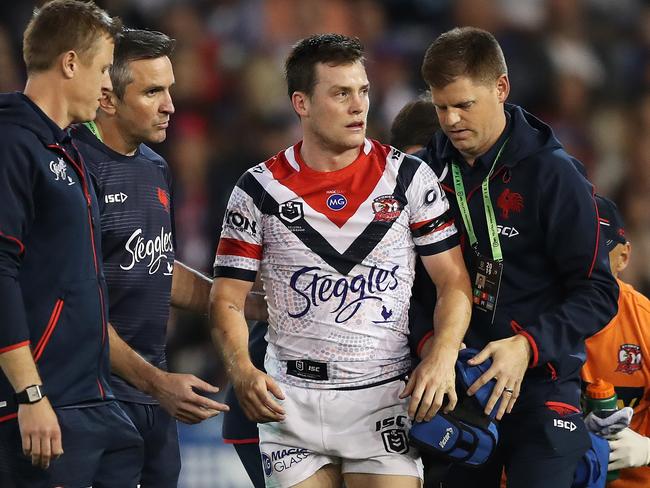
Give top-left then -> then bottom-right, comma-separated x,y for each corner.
545,401 -> 580,415
33,299 -> 64,362
416,330 -> 435,358
0,413 -> 18,423
0,231 -> 25,255
223,437 -> 260,445
0,340 -> 30,355
511,320 -> 539,368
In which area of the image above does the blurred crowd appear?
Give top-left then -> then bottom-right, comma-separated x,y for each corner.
1,0 -> 649,390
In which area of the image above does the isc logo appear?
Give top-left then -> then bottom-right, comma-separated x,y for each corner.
553,419 -> 577,432
326,194 -> 347,211
105,192 -> 128,203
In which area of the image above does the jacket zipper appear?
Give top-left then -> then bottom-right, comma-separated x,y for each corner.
47,143 -> 107,399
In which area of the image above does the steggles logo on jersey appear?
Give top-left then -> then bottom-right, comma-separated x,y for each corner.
372,195 -> 402,222
49,158 -> 75,185
121,227 -> 174,275
279,201 -> 304,223
288,265 -> 399,323
157,187 -> 170,213
616,343 -> 642,374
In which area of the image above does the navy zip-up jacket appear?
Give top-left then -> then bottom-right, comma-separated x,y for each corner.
411,104 -> 618,411
0,93 -> 112,420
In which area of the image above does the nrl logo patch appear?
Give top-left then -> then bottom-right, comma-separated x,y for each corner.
616,343 -> 642,374
381,429 -> 409,454
279,201 -> 304,223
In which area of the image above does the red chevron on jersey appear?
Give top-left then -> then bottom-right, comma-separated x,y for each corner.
268,140 -> 387,228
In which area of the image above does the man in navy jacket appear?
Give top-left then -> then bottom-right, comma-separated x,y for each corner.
0,2 -> 143,487
412,27 -> 619,488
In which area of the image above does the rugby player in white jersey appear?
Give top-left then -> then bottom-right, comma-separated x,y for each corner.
210,34 -> 472,488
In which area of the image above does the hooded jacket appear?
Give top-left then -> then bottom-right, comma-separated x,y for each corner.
411,104 -> 618,411
0,92 -> 112,421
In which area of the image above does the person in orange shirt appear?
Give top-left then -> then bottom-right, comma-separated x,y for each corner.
582,195 -> 650,487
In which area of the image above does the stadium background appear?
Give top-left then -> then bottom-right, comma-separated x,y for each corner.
1,0 -> 649,486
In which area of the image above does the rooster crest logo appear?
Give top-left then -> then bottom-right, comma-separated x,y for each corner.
157,187 -> 170,213
496,189 -> 524,219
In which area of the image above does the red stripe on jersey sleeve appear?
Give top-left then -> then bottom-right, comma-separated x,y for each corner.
217,238 -> 262,260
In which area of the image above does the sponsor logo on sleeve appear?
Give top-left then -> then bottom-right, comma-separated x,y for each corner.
225,210 -> 257,236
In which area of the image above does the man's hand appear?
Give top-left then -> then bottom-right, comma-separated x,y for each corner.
608,428 -> 650,471
466,334 -> 531,420
17,398 -> 62,469
151,372 -> 229,424
400,345 -> 458,422
231,364 -> 285,423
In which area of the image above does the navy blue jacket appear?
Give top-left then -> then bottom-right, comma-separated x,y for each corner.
411,104 -> 618,411
0,93 -> 112,420
72,123 -> 175,404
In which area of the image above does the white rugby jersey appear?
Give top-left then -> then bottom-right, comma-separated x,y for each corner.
214,139 -> 459,388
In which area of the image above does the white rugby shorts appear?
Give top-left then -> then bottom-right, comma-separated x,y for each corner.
258,378 -> 423,487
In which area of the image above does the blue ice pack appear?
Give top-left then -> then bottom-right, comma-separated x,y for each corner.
409,348 -> 500,467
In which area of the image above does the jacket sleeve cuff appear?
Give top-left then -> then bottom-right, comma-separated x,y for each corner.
511,320 -> 540,368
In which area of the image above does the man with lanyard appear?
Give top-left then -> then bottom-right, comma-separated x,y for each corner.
412,27 -> 618,487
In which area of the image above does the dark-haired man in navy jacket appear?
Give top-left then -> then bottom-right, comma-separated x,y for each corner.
412,26 -> 619,488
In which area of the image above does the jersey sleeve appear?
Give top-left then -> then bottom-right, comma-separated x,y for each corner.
213,172 -> 264,282
406,156 -> 459,256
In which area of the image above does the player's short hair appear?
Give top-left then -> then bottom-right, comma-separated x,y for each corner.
109,29 -> 176,99
285,33 -> 364,98
390,97 -> 439,152
421,27 -> 507,89
23,0 -> 122,74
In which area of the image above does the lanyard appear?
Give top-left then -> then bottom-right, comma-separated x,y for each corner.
83,121 -> 103,142
451,139 -> 509,261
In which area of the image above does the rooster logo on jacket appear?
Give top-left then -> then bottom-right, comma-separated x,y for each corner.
497,189 -> 524,219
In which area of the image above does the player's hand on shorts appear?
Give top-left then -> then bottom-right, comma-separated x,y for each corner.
232,364 -> 285,424
466,334 -> 532,420
153,372 -> 229,424
17,397 -> 63,469
400,345 -> 458,422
